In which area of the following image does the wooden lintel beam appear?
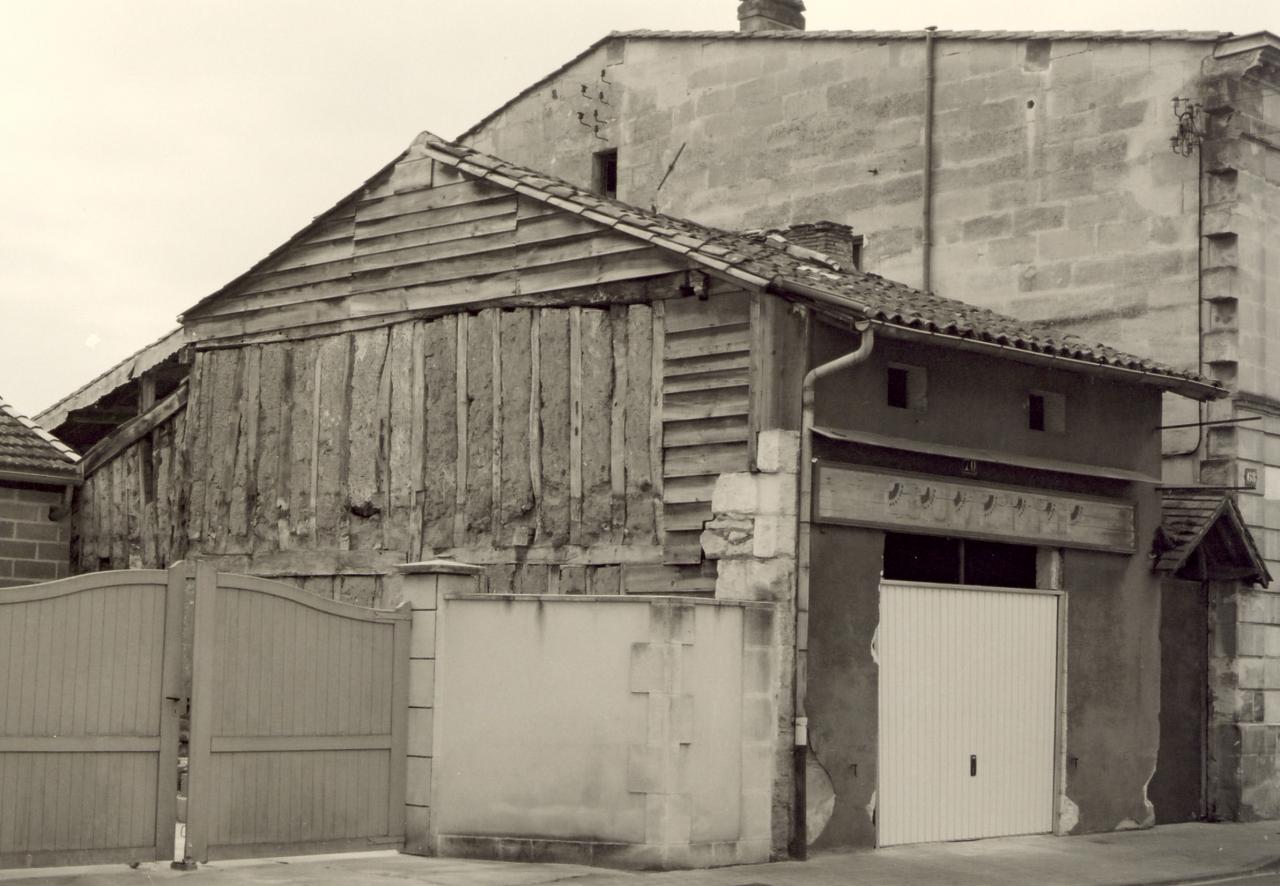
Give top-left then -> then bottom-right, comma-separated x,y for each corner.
80,383 -> 189,477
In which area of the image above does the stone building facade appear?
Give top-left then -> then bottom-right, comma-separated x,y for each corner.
459,8 -> 1280,820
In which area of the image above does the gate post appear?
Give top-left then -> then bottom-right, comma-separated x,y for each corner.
396,560 -> 483,855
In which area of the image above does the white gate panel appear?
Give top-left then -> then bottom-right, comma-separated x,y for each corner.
878,582 -> 1058,847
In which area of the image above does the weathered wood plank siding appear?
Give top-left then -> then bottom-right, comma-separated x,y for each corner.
74,287 -> 751,598
182,161 -> 678,343
73,147 -> 773,600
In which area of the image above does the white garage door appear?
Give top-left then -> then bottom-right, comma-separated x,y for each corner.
878,581 -> 1060,847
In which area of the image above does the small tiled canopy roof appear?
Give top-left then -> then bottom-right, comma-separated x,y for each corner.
0,396 -> 80,483
415,132 -> 1223,400
1154,489 -> 1270,586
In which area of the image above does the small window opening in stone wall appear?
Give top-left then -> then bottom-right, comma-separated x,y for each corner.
1028,390 -> 1065,433
882,532 -> 1037,589
593,148 -> 618,199
887,364 -> 926,411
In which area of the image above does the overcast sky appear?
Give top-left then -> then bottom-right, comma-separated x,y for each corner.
0,1 -> 1273,418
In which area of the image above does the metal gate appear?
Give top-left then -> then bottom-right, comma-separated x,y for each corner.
0,570 -> 183,868
877,581 -> 1061,847
186,563 -> 410,861
0,562 -> 409,869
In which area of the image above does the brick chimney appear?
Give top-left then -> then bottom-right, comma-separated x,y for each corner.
737,0 -> 805,32
776,221 -> 859,270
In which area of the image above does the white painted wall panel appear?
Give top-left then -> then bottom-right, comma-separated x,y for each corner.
878,582 -> 1058,847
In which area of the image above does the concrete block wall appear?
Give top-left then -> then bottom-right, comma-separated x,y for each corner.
701,429 -> 799,854
0,484 -> 70,589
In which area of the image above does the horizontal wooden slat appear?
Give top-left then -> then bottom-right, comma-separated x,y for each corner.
354,194 -> 516,242
187,248 -> 680,341
663,292 -> 751,333
0,736 -> 160,753
663,443 -> 749,478
210,734 -> 393,753
663,387 -> 750,422
662,475 -> 718,504
663,502 -> 713,532
663,367 -> 750,394
662,415 -> 749,448
663,324 -> 751,360
623,564 -> 716,595
662,351 -> 752,378
356,179 -> 497,222
663,531 -> 705,564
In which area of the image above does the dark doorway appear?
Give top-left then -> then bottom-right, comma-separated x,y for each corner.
882,532 -> 1037,589
1150,579 -> 1208,823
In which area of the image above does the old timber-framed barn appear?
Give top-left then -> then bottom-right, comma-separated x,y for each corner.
40,131 -> 1239,860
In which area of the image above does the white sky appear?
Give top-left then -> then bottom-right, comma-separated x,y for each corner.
1,0 -> 1273,418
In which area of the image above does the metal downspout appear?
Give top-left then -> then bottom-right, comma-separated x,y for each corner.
922,26 -> 938,291
791,322 -> 875,859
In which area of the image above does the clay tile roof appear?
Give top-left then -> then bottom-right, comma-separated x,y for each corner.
413,130 -> 1224,400
1155,489 -> 1270,586
0,395 -> 80,481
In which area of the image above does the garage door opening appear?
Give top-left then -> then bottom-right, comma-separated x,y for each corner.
877,533 -> 1061,848
882,532 -> 1038,588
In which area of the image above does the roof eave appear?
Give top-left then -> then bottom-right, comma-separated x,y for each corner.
764,275 -> 1223,400
0,467 -> 80,488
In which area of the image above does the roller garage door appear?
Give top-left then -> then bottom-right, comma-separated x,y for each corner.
877,581 -> 1060,847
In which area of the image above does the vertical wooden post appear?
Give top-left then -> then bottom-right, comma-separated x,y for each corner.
396,560 -> 483,856
184,560 -> 218,864
154,561 -> 187,861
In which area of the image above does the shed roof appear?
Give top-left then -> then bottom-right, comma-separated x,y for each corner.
0,395 -> 80,484
1154,489 -> 1270,586
409,131 -> 1223,399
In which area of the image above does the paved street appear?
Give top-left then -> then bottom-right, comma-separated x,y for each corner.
2,822 -> 1280,886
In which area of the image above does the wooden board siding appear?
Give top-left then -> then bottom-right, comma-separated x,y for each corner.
662,285 -> 753,562
75,290 -> 736,596
182,162 -> 681,343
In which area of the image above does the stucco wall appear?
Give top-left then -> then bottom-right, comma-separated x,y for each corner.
806,524 -> 882,849
466,35 -> 1207,372
431,594 -> 776,869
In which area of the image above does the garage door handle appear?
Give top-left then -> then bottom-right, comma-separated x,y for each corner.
970,755 -> 977,777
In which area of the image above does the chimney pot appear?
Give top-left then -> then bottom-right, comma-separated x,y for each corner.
737,0 -> 805,32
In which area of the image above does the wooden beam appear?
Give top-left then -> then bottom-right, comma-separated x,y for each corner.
80,384 -> 189,477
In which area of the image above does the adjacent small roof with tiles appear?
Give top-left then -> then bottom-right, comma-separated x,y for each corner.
1154,489 -> 1269,586
458,28 -> 1231,140
0,395 -> 80,484
408,131 -> 1223,399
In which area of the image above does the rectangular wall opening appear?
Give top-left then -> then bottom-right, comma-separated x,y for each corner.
882,531 -> 1037,588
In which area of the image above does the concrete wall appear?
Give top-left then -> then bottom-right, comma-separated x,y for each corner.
427,592 -> 776,869
0,483 -> 70,589
466,35 -> 1207,372
810,322 -> 1163,477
